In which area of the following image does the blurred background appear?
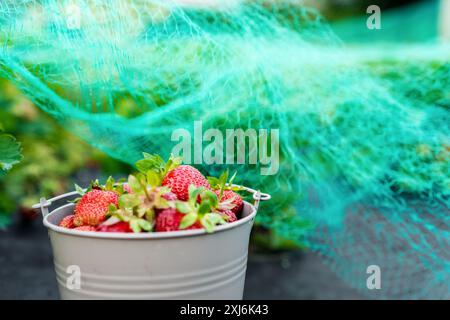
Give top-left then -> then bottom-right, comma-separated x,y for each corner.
0,0 -> 448,299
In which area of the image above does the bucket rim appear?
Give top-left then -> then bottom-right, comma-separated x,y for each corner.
43,201 -> 257,239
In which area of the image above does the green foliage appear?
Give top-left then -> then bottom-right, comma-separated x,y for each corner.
108,154 -> 227,233
0,80 -> 131,227
0,129 -> 22,171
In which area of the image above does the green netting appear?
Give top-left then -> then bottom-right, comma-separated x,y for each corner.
0,0 -> 449,298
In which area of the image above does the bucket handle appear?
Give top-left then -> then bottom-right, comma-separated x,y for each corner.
231,184 -> 271,212
32,191 -> 80,221
32,186 -> 271,221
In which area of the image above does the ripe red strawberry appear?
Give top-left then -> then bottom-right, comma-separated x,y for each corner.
59,215 -> 75,228
155,208 -> 202,232
97,221 -> 132,233
214,190 -> 243,215
162,165 -> 210,201
220,210 -> 237,223
74,226 -> 96,232
73,190 -> 118,226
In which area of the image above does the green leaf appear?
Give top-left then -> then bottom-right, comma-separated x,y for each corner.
115,184 -> 125,195
136,207 -> 147,218
163,154 -> 182,174
188,184 -> 197,197
200,215 -> 215,233
119,194 -> 141,208
145,209 -> 155,222
200,213 -> 227,233
74,184 -> 85,196
105,176 -> 115,191
129,220 -> 142,233
217,169 -> 229,200
179,212 -> 198,229
207,213 -> 227,225
207,176 -> 220,188
198,201 -> 213,215
228,171 -> 237,186
135,159 -> 154,174
138,153 -> 166,173
128,175 -> 142,193
0,133 -> 22,171
146,170 -> 161,186
176,201 -> 191,214
203,189 -> 218,208
230,185 -> 245,192
137,219 -> 152,231
108,204 -> 117,214
188,184 -> 203,203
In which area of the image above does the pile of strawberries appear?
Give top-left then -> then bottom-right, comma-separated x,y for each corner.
59,154 -> 244,233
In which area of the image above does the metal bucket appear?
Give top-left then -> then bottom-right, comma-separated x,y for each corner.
33,187 -> 270,300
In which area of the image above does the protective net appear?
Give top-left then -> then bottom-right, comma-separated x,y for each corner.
0,0 -> 449,299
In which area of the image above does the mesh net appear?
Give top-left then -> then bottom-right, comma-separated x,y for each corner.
0,0 -> 449,298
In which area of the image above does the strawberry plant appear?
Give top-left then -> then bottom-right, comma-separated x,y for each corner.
59,154 -> 245,233
0,124 -> 22,172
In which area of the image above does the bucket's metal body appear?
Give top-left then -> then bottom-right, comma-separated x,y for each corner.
43,201 -> 257,299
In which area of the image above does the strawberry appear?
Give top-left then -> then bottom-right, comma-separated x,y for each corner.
214,189 -> 243,215
73,190 -> 118,226
73,226 -> 96,232
155,208 -> 202,232
97,221 -> 132,233
59,215 -> 75,228
162,165 -> 210,201
220,209 -> 237,223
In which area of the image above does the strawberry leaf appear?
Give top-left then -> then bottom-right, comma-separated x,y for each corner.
108,204 -> 117,214
163,154 -> 182,175
0,133 -> 22,171
207,176 -> 220,188
188,184 -> 203,204
74,184 -> 85,196
119,194 -> 140,208
200,215 -> 215,233
176,201 -> 191,214
104,176 -> 115,191
198,201 -> 213,215
129,220 -> 141,233
136,159 -> 155,174
136,207 -> 147,218
228,171 -> 237,186
145,209 -> 155,222
203,189 -> 219,208
137,219 -> 152,231
128,175 -> 142,193
179,212 -> 197,229
207,213 -> 227,225
115,184 -> 125,195
146,170 -> 161,187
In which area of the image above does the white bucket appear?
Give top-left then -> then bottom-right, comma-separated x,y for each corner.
34,187 -> 270,299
